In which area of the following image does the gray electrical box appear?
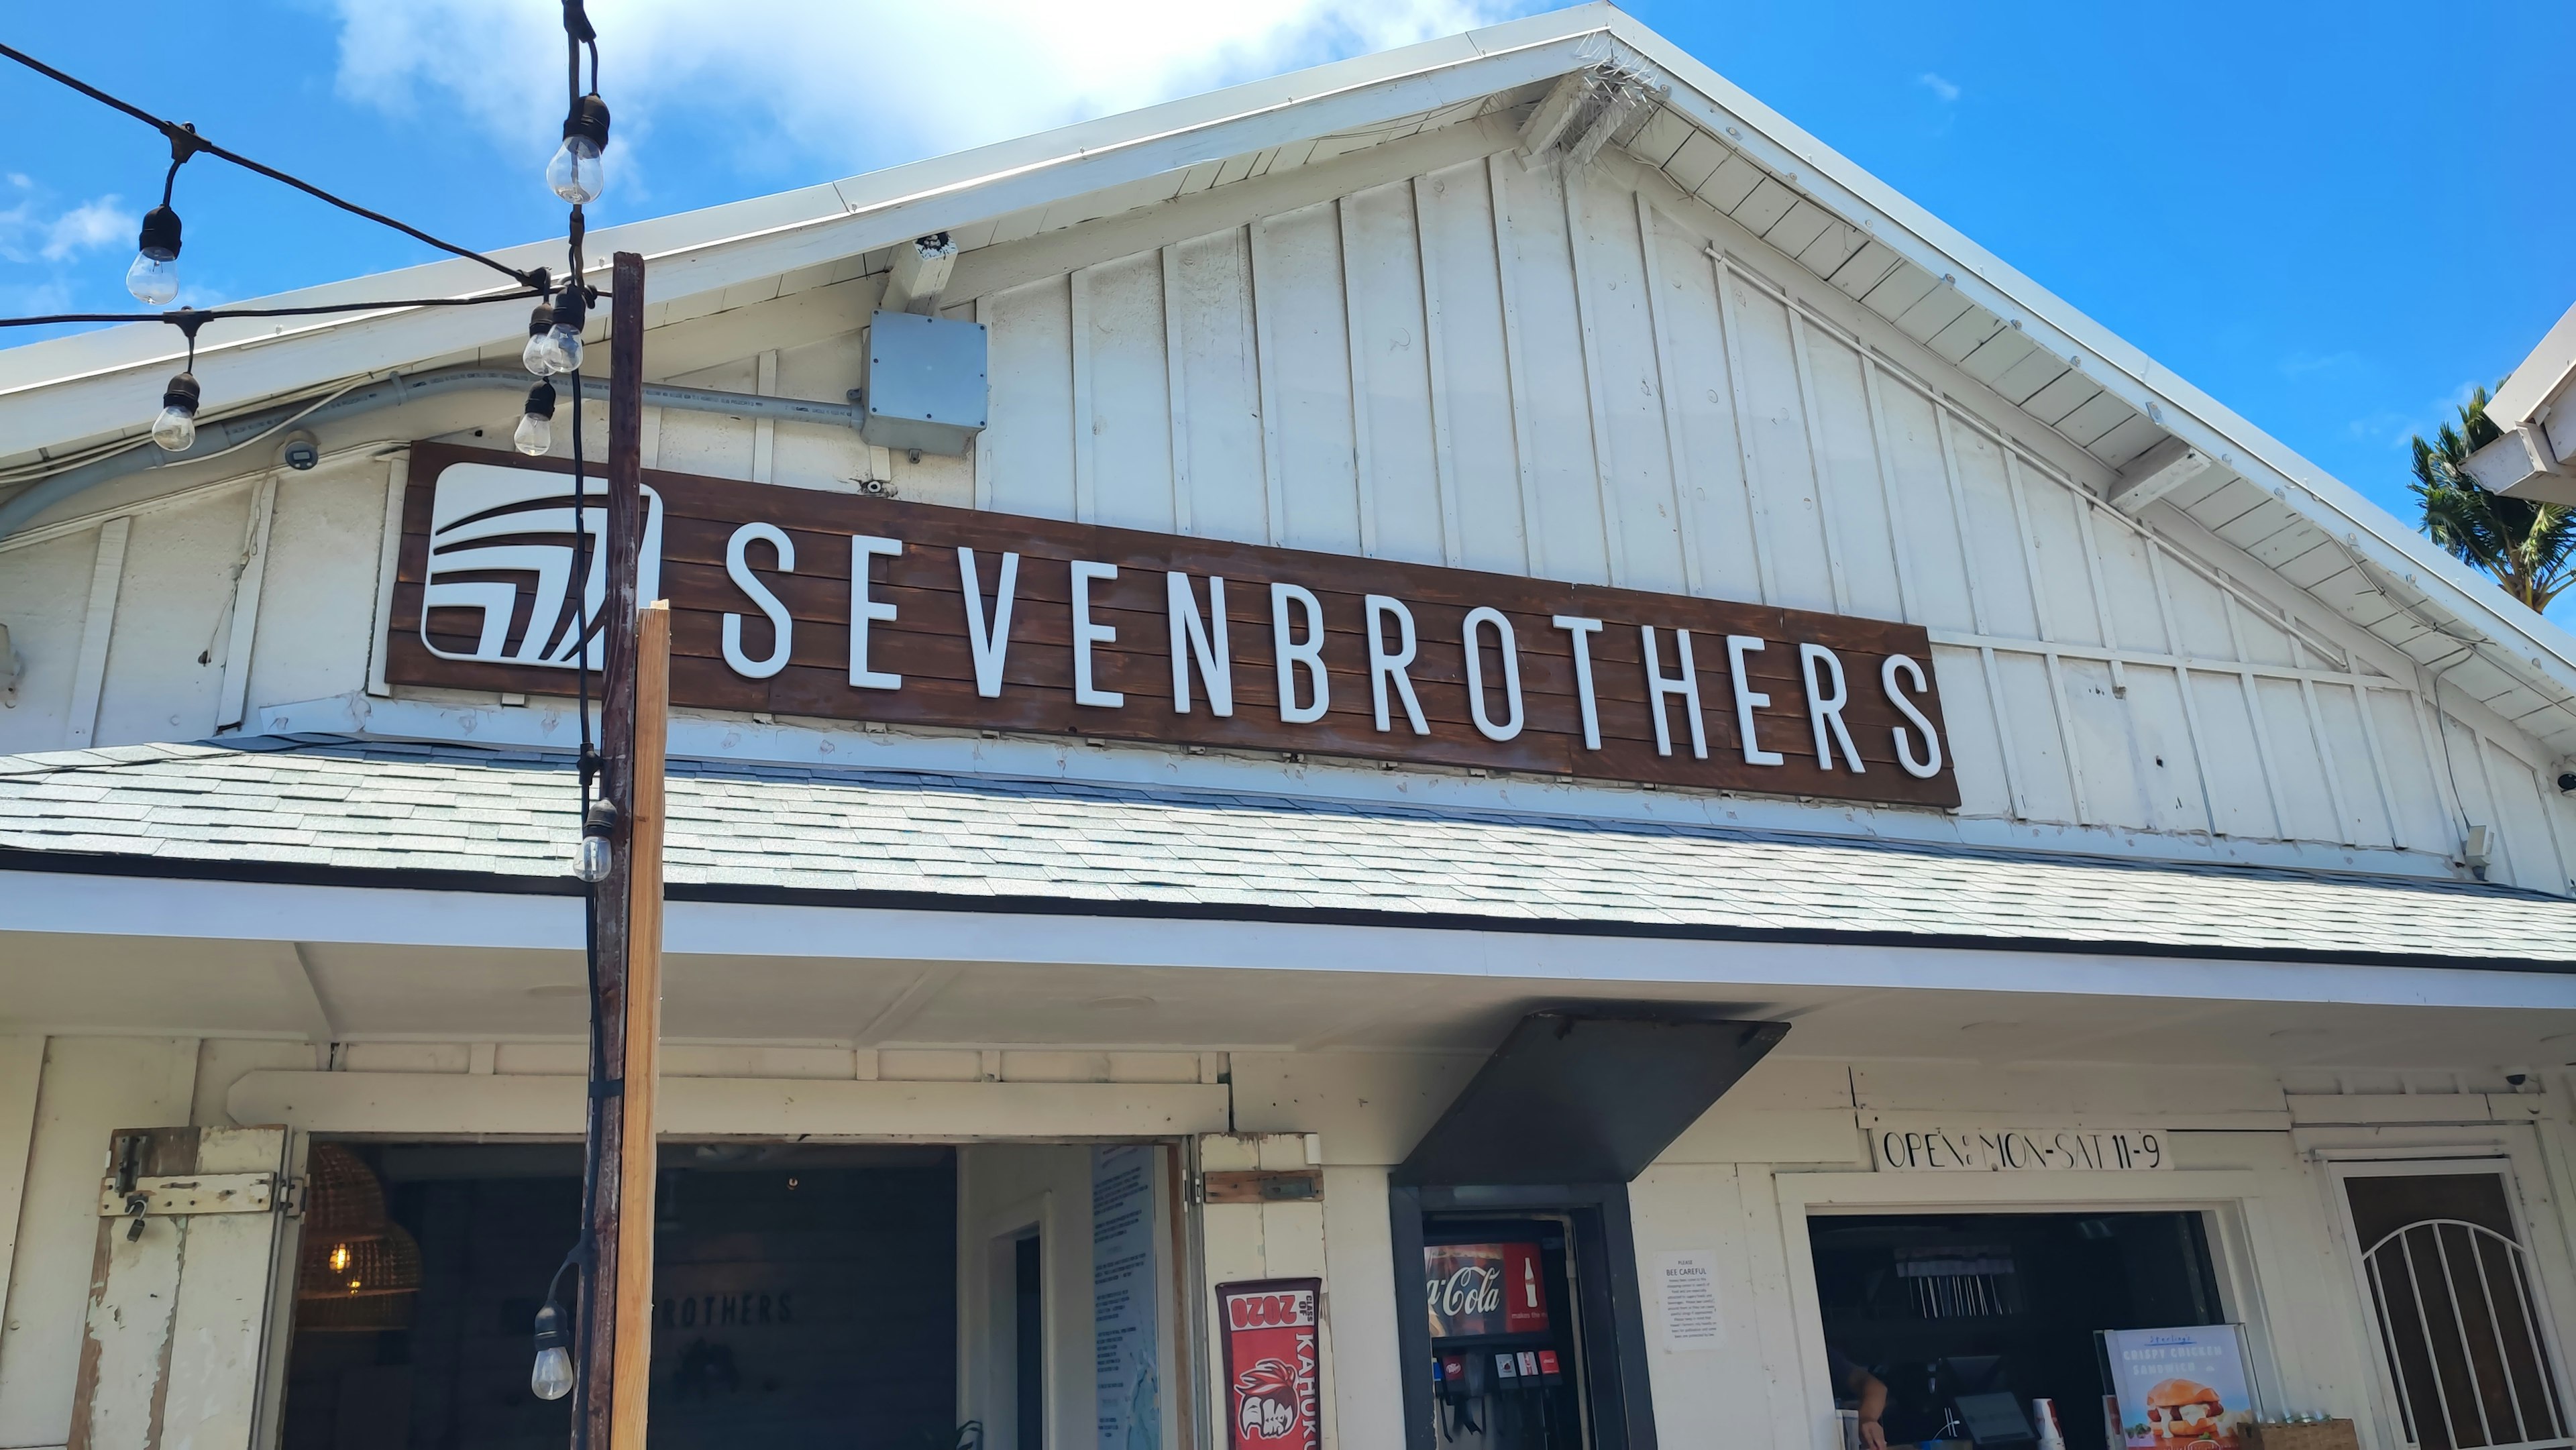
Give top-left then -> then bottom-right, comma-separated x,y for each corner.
863,310 -> 987,456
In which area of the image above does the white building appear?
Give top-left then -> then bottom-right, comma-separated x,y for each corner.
2,9 -> 2573,1450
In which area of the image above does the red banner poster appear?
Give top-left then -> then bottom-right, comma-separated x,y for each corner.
1423,1242 -> 1548,1339
1218,1278 -> 1323,1450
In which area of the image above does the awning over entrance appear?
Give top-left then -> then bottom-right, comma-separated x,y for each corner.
1,736 -> 2572,970
1393,1009 -> 1787,1185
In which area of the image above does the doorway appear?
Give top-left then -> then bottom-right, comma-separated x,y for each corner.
278,1139 -> 1183,1450
2337,1162 -> 2573,1450
1806,1210 -> 2226,1450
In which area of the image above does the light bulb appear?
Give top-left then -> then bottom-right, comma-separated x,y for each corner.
577,834 -> 611,883
127,205 -> 182,305
545,322 -> 584,374
516,381 -> 557,455
523,302 -> 559,376
530,1300 -> 575,1400
531,1344 -> 575,1401
329,1243 -> 351,1273
547,135 -> 604,204
126,250 -> 178,306
150,371 -> 200,453
151,404 -> 197,451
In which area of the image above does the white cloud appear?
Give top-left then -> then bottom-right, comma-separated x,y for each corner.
0,189 -> 135,267
1917,72 -> 1960,103
329,0 -> 1521,194
42,197 -> 136,262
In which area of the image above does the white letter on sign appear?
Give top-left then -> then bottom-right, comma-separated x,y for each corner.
1168,573 -> 1232,716
1364,595 -> 1429,735
1272,583 -> 1328,724
1726,634 -> 1783,765
1883,653 -> 1944,779
847,534 -> 903,691
1640,625 -> 1707,759
1460,606 -> 1523,742
722,522 -> 794,680
1552,616 -> 1604,750
1800,643 -> 1864,772
1070,560 -> 1124,708
957,547 -> 1018,699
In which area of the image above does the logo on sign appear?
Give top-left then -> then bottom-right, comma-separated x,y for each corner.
1424,1243 -> 1547,1339
419,462 -> 663,669
1220,1282 -> 1320,1450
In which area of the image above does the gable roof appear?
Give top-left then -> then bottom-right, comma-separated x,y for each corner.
6,3 -> 2574,759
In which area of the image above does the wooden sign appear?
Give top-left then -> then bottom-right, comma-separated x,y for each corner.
386,443 -> 1959,807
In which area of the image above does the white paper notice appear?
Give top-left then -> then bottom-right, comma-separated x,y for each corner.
1655,1249 -> 1724,1349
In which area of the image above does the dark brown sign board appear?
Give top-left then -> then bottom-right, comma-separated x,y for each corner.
386,442 -> 1959,807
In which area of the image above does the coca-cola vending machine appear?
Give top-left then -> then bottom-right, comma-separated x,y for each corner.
1423,1222 -> 1583,1449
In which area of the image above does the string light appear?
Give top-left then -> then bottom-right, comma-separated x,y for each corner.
549,93 -> 610,205
515,381 -> 557,455
150,371 -> 199,451
125,205 -> 181,305
544,282 -> 588,375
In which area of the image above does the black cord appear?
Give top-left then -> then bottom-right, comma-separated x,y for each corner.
0,40 -> 545,290
0,288 -> 549,329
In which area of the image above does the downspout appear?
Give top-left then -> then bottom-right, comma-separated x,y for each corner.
0,365 -> 865,542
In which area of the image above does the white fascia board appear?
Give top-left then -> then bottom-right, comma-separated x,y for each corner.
2493,298 -> 2576,429
1,869 -> 2568,1013
1587,12 -> 2576,698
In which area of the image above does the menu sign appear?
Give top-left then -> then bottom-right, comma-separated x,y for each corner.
385,444 -> 1960,806
1424,1242 -> 1548,1339
1218,1279 -> 1322,1450
2100,1325 -> 2258,1450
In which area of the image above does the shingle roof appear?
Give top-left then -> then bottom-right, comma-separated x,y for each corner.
1,736 -> 2570,968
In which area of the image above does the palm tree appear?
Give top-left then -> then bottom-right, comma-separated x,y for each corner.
2412,386 -> 2576,612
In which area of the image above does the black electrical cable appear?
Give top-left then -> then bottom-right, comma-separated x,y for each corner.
0,40 -> 546,291
0,289 -> 550,329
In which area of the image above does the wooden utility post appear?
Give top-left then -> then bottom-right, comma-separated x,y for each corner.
578,249 -> 663,1450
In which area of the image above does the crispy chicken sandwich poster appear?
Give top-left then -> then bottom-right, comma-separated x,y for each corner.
2101,1325 -> 2258,1450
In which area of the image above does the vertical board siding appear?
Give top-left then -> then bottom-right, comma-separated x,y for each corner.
983,276 -> 1077,519
1644,209 -> 1762,599
1417,162 -> 1527,575
1566,168 -> 1684,594
1080,253 -> 1177,533
933,155 -> 2559,877
1493,160 -> 1613,585
1249,205 -> 1363,555
1167,229 -> 1269,546
1340,182 -> 1446,566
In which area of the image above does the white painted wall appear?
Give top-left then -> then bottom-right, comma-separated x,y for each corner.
3,133 -> 2564,888
0,1037 -> 201,1449
1238,1049 -> 2576,1450
958,1142 -> 1099,1450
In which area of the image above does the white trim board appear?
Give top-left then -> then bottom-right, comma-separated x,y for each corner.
3,870 -> 2571,1012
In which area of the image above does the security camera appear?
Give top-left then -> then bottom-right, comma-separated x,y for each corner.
276,430 -> 320,471
2559,772 -> 2576,794
2508,1072 -> 2530,1088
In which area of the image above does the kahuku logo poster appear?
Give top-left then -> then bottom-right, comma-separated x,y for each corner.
2101,1325 -> 2257,1450
1218,1280 -> 1321,1450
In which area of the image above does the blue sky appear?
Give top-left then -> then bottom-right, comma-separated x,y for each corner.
4,1 -> 2571,577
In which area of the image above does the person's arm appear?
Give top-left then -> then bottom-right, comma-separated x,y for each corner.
1845,1364 -> 1888,1450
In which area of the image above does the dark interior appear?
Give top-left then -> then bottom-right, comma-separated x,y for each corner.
1807,1211 -> 2225,1450
281,1141 -> 957,1450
